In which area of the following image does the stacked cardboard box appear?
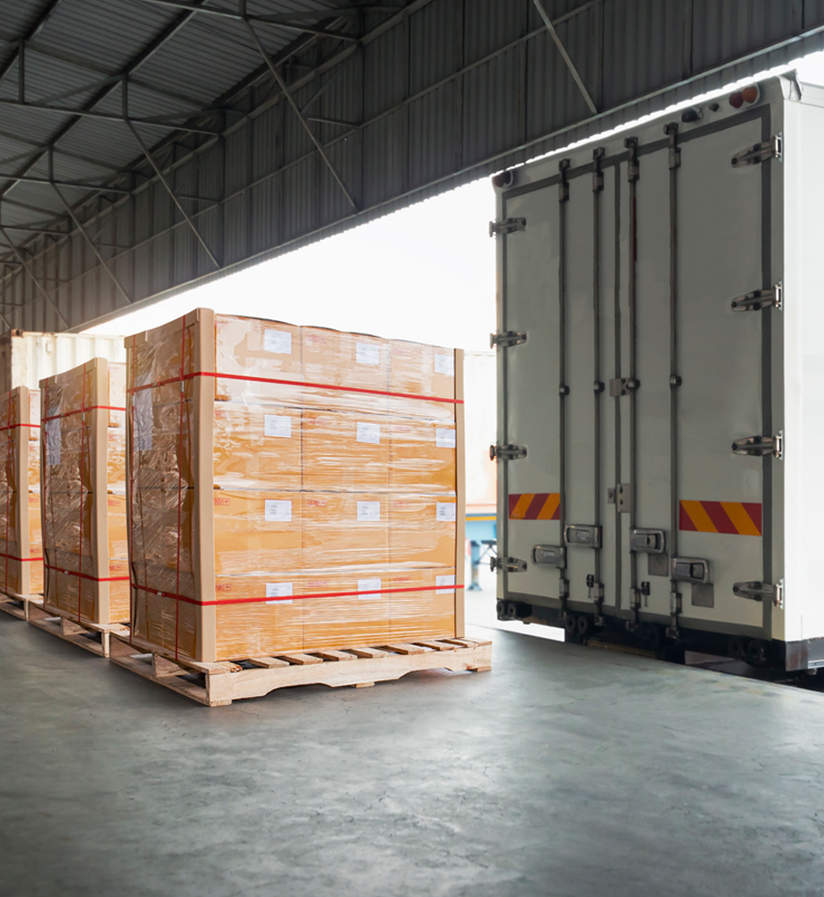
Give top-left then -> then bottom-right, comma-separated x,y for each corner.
0,387 -> 42,597
40,359 -> 128,625
126,309 -> 464,662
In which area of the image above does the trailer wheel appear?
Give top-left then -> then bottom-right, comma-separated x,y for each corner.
564,613 -> 578,637
576,614 -> 591,636
728,636 -> 745,660
746,639 -> 767,667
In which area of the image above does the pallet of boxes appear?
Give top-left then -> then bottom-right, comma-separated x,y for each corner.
111,309 -> 490,705
0,386 -> 44,620
32,358 -> 131,656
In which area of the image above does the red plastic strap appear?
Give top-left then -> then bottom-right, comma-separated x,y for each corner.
0,552 -> 43,562
0,422 -> 39,432
42,405 -> 126,422
128,371 -> 463,405
133,581 -> 464,607
44,564 -> 128,583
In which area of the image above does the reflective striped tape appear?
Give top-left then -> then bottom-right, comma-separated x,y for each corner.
679,500 -> 762,536
508,493 -> 561,520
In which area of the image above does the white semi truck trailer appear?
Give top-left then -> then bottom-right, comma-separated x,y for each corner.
491,74 -> 824,670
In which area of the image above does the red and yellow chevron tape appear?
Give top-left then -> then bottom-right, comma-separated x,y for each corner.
679,500 -> 762,536
508,493 -> 561,520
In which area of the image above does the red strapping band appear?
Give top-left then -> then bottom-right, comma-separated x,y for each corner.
0,551 -> 43,562
0,423 -> 40,432
128,372 -> 463,405
44,564 -> 129,583
42,405 -> 126,422
133,581 -> 463,607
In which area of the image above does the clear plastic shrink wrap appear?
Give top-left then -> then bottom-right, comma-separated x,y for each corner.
126,309 -> 465,662
0,387 -> 42,597
40,359 -> 128,625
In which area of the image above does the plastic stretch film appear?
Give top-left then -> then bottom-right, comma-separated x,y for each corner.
0,386 -> 42,597
40,359 -> 128,625
126,309 -> 465,662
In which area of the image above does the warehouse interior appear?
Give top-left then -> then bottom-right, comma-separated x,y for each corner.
3,3 -> 824,896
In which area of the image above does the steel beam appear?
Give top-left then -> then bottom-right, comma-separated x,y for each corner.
51,183 -> 132,307
0,99 -> 219,135
531,0 -> 598,115
136,0 -> 360,42
0,0 -> 66,86
0,222 -> 63,327
125,108 -> 220,269
0,173 -> 132,195
243,18 -> 359,211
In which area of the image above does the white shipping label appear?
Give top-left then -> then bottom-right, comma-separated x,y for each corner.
264,329 -> 292,355
264,499 -> 292,523
134,389 -> 153,453
44,419 -> 61,466
357,577 -> 382,600
435,428 -> 456,449
436,574 -> 456,595
434,353 -> 454,376
356,342 -> 380,366
264,414 -> 292,439
356,422 -> 381,445
357,501 -> 381,522
265,582 -> 293,605
436,502 -> 457,522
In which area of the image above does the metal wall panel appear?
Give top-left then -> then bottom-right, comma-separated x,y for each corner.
2,0 -> 824,331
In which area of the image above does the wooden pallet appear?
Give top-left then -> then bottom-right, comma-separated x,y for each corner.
109,636 -> 492,706
0,591 -> 44,621
27,604 -> 130,658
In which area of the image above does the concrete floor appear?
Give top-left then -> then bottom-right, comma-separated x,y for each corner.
3,592 -> 824,897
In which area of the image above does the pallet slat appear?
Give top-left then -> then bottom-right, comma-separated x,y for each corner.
109,636 -> 492,706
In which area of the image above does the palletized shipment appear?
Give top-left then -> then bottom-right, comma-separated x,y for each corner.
40,358 -> 129,629
492,75 -> 824,670
0,386 -> 42,602
125,309 -> 467,665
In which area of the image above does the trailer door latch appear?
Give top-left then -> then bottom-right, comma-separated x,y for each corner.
490,330 -> 527,349
671,557 -> 710,584
731,134 -> 782,167
732,431 -> 783,459
491,556 -> 527,573
630,528 -> 666,554
564,525 -> 602,549
490,443 -> 527,461
731,282 -> 782,312
733,579 -> 784,609
489,217 -> 526,237
532,544 -> 565,567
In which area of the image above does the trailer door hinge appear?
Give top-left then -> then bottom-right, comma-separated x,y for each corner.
489,443 -> 527,462
491,556 -> 527,574
732,430 -> 783,459
731,282 -> 782,312
733,579 -> 784,609
489,217 -> 526,237
731,133 -> 782,167
490,330 -> 527,349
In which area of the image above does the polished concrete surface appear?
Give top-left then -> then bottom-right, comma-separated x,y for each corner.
2,601 -> 824,897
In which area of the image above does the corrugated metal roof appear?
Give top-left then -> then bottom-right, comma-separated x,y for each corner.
1,0 -> 824,332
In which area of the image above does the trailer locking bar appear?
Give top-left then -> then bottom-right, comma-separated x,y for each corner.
488,217 -> 526,237
732,431 -> 783,459
731,133 -> 782,167
731,282 -> 782,311
491,556 -> 527,573
733,579 -> 784,609
532,545 -> 565,567
490,331 -> 526,349
489,443 -> 527,461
